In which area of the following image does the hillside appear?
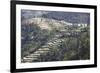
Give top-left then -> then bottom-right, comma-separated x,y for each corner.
21,10 -> 90,63
22,17 -> 89,62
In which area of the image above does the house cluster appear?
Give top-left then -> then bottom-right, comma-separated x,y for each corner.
77,23 -> 88,27
67,23 -> 88,27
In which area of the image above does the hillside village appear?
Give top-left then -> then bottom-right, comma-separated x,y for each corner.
21,10 -> 90,63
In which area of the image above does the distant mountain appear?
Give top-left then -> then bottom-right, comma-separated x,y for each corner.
21,10 -> 49,20
21,10 -> 90,24
43,12 -> 90,24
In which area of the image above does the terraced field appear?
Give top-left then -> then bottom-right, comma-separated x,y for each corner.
21,10 -> 90,63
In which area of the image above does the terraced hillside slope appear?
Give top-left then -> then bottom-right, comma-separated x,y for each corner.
21,10 -> 90,63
